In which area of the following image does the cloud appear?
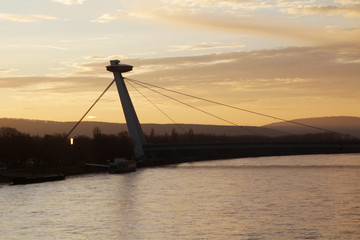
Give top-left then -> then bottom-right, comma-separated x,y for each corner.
85,56 -> 107,60
1,42 -> 358,103
213,77 -> 313,91
169,42 -> 245,52
92,11 -> 124,23
23,44 -> 356,102
161,0 -> 359,12
1,45 -> 359,123
285,4 -> 360,18
0,68 -> 16,73
0,76 -> 106,90
0,14 -> 56,22
122,47 -> 359,120
44,45 -> 71,51
155,0 -> 274,10
93,0 -> 360,47
335,0 -> 360,5
0,44 -> 70,51
51,0 -> 85,5
101,6 -> 359,45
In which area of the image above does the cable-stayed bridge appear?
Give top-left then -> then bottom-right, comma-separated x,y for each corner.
67,60 -> 360,162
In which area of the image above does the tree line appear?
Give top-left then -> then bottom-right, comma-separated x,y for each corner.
0,126 -> 357,169
0,127 -> 133,169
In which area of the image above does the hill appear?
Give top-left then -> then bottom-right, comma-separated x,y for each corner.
0,118 -> 285,138
263,116 -> 360,138
1,116 -> 359,139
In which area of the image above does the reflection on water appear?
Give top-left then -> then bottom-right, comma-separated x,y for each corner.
1,154 -> 360,239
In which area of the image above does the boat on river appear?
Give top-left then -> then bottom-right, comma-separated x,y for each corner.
108,158 -> 136,174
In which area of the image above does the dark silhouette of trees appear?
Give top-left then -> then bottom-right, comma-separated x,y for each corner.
0,127 -> 133,169
0,126 -> 358,170
0,127 -> 34,167
92,130 -> 132,164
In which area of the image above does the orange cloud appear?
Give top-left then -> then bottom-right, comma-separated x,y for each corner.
1,45 -> 359,124
93,1 -> 360,46
169,42 -> 245,52
9,45 -> 356,101
116,7 -> 358,46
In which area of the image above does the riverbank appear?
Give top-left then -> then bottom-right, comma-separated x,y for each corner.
1,141 -> 360,184
140,141 -> 360,166
0,165 -> 106,184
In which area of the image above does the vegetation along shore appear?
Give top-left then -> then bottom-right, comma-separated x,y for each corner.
1,124 -> 359,183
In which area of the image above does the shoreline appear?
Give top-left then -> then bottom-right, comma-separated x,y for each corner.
1,147 -> 359,184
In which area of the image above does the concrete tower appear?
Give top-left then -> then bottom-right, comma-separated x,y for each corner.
106,60 -> 147,160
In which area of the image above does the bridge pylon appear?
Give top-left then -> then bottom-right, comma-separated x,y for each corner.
106,60 -> 147,161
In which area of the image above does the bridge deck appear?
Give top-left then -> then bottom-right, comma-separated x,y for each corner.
143,141 -> 360,151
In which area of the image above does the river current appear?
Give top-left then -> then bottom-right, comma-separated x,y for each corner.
1,153 -> 360,239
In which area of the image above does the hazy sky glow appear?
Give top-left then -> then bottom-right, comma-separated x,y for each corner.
0,0 -> 359,126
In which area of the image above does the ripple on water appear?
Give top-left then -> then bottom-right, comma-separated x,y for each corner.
0,154 -> 360,239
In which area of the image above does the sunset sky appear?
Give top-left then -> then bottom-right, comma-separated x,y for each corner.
0,0 -> 359,126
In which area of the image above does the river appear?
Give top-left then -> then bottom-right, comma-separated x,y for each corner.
1,153 -> 360,239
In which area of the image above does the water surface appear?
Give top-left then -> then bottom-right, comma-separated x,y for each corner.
1,154 -> 360,239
